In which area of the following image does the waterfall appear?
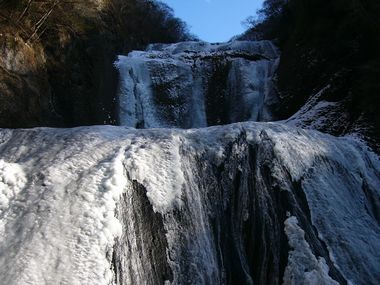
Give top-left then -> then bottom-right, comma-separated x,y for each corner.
115,41 -> 279,128
0,124 -> 379,284
0,41 -> 379,285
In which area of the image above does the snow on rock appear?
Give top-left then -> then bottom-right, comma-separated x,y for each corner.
285,85 -> 352,135
115,41 -> 279,128
283,216 -> 339,285
0,122 -> 379,284
0,160 -> 26,215
145,40 -> 279,57
0,127 -> 128,285
123,133 -> 185,213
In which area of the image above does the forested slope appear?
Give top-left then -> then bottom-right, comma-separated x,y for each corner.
0,0 -> 193,127
240,0 -> 380,150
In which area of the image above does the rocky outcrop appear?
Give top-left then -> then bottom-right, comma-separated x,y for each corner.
0,29 -> 119,128
0,0 -> 115,127
0,33 -> 54,127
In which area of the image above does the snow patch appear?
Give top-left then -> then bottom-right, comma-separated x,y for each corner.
124,134 -> 185,213
0,160 -> 26,215
283,216 -> 339,285
0,132 -> 128,285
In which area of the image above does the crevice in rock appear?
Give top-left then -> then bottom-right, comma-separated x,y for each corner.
113,180 -> 173,285
362,179 -> 380,225
290,177 -> 348,285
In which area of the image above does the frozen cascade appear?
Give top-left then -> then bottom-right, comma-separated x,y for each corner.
0,123 -> 379,285
1,39 -> 379,285
115,41 -> 279,128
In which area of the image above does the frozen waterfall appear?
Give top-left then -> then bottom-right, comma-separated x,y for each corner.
0,124 -> 379,284
115,41 -> 279,128
0,40 -> 379,285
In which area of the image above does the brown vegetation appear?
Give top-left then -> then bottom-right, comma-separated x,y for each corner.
0,0 -> 194,127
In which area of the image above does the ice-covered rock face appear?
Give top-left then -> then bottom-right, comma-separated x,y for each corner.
0,123 -> 379,285
1,39 -> 379,285
115,41 -> 279,128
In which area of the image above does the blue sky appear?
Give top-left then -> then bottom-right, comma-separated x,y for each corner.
161,0 -> 263,42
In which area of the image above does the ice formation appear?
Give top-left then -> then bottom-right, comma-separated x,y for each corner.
115,41 -> 279,128
0,40 -> 379,285
0,124 -> 379,284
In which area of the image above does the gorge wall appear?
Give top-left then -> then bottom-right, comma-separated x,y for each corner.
0,0 -> 192,128
239,0 -> 380,151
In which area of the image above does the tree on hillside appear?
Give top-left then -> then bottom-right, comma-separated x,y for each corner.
102,0 -> 194,48
1,0 -> 193,47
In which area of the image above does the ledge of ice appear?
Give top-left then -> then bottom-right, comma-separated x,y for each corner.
0,122 -> 379,284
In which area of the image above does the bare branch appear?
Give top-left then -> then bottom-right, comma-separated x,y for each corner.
17,0 -> 33,22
